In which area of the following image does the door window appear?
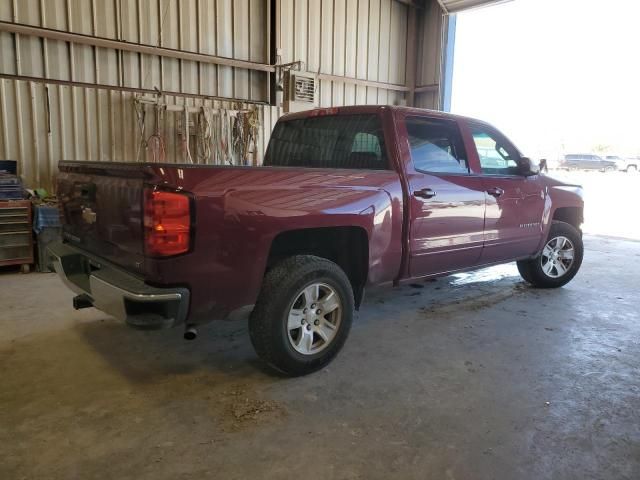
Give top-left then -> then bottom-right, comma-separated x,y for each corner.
471,125 -> 522,176
405,117 -> 469,174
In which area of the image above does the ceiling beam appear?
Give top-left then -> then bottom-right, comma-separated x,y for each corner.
435,0 -> 450,14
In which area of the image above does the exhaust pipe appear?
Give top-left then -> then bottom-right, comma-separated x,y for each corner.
184,325 -> 198,340
73,294 -> 93,310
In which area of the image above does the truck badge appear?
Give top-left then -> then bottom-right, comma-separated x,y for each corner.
82,207 -> 97,225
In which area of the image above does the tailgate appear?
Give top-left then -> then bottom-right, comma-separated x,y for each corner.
57,162 -> 147,273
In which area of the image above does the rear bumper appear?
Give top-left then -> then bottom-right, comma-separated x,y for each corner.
48,242 -> 189,329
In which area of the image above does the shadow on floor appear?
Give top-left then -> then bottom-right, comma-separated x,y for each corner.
73,316 -> 278,385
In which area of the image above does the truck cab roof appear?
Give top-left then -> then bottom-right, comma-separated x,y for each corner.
280,105 -> 479,124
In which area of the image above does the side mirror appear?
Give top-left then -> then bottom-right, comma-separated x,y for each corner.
520,157 -> 540,176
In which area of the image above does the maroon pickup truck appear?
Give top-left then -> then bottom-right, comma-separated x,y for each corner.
50,106 -> 584,376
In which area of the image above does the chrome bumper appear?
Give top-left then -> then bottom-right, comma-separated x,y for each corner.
48,242 -> 189,329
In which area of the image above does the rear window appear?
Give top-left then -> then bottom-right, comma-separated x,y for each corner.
264,114 -> 388,170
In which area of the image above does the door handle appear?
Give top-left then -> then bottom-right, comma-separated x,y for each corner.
413,188 -> 436,199
486,187 -> 504,198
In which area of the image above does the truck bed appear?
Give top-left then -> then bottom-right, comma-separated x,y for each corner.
57,160 -> 404,322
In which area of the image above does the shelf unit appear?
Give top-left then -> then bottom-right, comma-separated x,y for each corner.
0,200 -> 33,272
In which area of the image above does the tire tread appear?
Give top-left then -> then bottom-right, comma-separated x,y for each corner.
249,255 -> 353,376
517,221 -> 584,288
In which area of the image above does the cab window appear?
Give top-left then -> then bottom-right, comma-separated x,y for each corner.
471,125 -> 522,176
265,114 -> 388,170
351,132 -> 382,157
405,117 -> 469,174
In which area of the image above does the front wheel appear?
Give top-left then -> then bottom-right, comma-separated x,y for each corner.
249,255 -> 354,376
517,221 -> 584,288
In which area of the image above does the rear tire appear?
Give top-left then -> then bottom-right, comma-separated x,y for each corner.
517,221 -> 584,288
249,255 -> 354,376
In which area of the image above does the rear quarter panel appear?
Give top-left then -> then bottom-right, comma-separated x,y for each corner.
144,166 -> 404,322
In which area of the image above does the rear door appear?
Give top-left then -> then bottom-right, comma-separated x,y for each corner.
467,122 -> 545,263
401,115 -> 486,277
578,155 -> 590,169
567,155 -> 585,169
593,155 -> 608,169
587,155 -> 601,169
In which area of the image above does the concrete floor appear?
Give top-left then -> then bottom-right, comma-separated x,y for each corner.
1,235 -> 639,480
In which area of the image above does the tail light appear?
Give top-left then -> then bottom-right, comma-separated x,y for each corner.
143,188 -> 191,257
309,107 -> 339,117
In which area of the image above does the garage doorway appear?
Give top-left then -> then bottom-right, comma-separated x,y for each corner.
449,0 -> 640,239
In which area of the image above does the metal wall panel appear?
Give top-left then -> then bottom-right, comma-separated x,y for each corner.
0,0 -> 269,100
0,0 -> 271,191
278,0 -> 409,108
0,78 -> 267,191
415,0 -> 444,109
0,0 -> 450,192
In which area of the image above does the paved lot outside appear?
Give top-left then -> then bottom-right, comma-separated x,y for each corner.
546,169 -> 640,240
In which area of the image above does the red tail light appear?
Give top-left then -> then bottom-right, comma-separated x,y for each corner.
144,188 -> 191,256
309,107 -> 339,117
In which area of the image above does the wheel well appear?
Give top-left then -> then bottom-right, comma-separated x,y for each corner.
552,207 -> 583,231
267,227 -> 369,308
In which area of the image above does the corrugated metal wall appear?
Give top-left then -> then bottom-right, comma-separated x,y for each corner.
277,0 -> 409,107
0,79 -> 274,190
0,0 -> 449,191
0,0 -> 272,191
0,0 -> 269,100
415,0 -> 444,108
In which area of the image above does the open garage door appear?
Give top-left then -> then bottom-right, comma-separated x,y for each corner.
438,0 -> 512,13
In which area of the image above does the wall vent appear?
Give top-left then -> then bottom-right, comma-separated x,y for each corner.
283,71 -> 318,112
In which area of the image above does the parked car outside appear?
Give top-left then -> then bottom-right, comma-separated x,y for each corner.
560,154 -> 617,171
605,155 -> 638,173
49,106 -> 585,376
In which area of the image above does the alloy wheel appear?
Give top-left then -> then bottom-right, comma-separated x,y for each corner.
540,236 -> 575,278
287,282 -> 342,355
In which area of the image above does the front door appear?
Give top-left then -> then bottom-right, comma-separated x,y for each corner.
403,115 -> 486,277
468,122 -> 545,263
